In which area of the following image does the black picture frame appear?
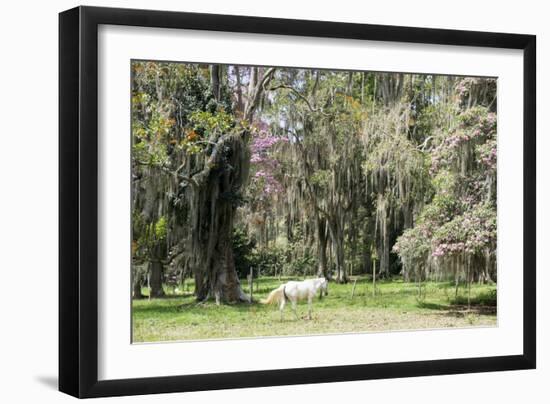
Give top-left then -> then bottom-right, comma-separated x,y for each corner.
59,5 -> 536,398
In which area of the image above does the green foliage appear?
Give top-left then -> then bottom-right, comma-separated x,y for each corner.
179,109 -> 236,154
451,288 -> 497,306
252,247 -> 285,276
309,169 -> 331,187
232,226 -> 257,278
154,216 -> 168,241
283,252 -> 315,277
232,226 -> 312,277
131,61 -> 236,267
132,107 -> 174,167
131,61 -> 234,167
189,110 -> 234,137
132,212 -> 168,262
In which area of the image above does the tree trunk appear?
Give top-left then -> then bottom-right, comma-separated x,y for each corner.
189,133 -> 250,303
372,259 -> 377,297
362,216 -> 372,275
286,212 -> 293,241
328,217 -> 347,283
379,216 -> 390,277
234,66 -> 244,114
185,68 -> 274,303
132,273 -> 144,299
210,65 -> 221,100
194,218 -> 245,303
316,216 -> 329,278
149,260 -> 165,298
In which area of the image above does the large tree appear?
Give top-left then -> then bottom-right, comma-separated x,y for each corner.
132,62 -> 274,303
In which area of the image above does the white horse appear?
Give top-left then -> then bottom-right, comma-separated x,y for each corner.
262,278 -> 328,320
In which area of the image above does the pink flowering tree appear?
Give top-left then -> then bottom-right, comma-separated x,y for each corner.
240,120 -> 288,246
249,120 -> 286,200
394,80 -> 497,290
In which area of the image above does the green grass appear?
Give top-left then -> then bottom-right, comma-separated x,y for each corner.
132,276 -> 497,343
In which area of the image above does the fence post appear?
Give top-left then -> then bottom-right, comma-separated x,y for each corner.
351,278 -> 358,300
249,267 -> 253,303
372,259 -> 377,297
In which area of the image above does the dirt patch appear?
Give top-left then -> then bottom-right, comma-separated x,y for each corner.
133,306 -> 496,342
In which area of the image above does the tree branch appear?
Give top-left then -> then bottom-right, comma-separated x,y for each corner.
416,136 -> 433,151
267,84 -> 331,117
244,67 -> 276,121
293,134 -> 330,217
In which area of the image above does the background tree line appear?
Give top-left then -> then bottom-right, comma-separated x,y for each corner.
131,61 -> 497,303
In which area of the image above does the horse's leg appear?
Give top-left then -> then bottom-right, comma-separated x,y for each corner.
291,299 -> 299,320
307,295 -> 313,320
279,298 -> 286,322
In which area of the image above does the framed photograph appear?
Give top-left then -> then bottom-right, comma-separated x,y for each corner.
59,6 -> 536,398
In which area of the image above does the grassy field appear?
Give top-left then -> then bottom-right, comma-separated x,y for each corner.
132,276 -> 497,343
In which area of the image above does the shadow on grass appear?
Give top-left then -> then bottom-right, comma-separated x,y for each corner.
417,301 -> 450,311
132,303 -> 183,315
417,298 -> 496,317
448,305 -> 497,316
172,300 -> 269,313
134,293 -> 192,300
450,290 -> 497,307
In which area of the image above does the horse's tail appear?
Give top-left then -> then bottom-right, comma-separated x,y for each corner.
261,285 -> 285,304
